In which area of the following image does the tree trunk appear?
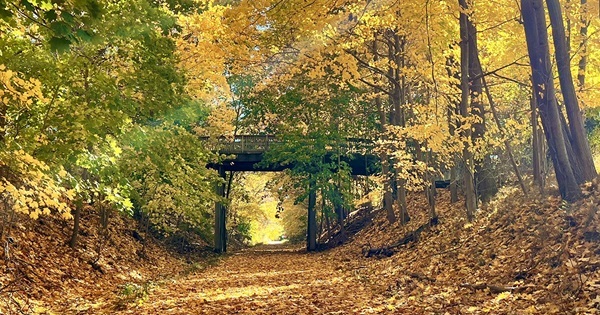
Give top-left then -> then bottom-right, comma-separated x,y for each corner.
445,56 -> 460,203
467,15 -> 498,202
319,198 -> 325,239
459,0 -> 477,220
69,168 -> 89,249
393,32 -> 411,224
577,0 -> 589,89
373,37 -> 396,224
307,180 -> 317,251
546,0 -> 597,182
450,160 -> 459,202
521,0 -> 582,201
475,54 -> 528,197
324,195 -> 332,240
69,200 -> 83,249
531,95 -> 546,193
426,150 -> 438,220
334,187 -> 345,225
378,96 -> 395,224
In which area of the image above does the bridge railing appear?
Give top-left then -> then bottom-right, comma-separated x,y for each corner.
200,135 -> 374,155
227,135 -> 279,153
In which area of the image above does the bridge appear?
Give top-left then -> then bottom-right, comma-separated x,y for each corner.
205,135 -> 380,253
205,135 -> 378,174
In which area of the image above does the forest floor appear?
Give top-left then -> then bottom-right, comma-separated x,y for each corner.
2,182 -> 600,314
123,244 -> 391,314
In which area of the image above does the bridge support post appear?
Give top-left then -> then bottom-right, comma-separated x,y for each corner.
214,166 -> 227,253
307,180 -> 317,252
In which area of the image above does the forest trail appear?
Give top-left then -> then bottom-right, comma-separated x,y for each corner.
125,244 -> 388,315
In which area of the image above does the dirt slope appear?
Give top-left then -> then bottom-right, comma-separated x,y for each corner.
0,207 -> 188,314
330,185 -> 600,314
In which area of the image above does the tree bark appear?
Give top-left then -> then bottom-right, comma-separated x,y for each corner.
69,200 -> 83,249
426,149 -> 438,220
474,54 -> 528,197
468,15 -> 498,202
521,0 -> 582,201
372,37 -> 396,224
391,31 -> 410,224
445,55 -> 460,203
531,95 -> 546,194
546,0 -> 597,183
577,0 -> 589,89
307,180 -> 317,251
459,0 -> 477,220
69,168 -> 89,249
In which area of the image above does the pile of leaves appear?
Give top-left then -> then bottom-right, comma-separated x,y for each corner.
0,206 -> 189,314
331,184 -> 600,314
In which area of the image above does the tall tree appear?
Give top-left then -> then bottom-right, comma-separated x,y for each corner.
521,0 -> 583,201
459,0 -> 478,220
577,0 -> 589,90
467,9 -> 498,202
546,0 -> 597,182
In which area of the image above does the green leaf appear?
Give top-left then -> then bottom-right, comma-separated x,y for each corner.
49,36 -> 71,53
60,11 -> 74,24
0,3 -> 10,20
76,29 -> 93,42
50,21 -> 70,36
19,0 -> 34,12
0,0 -> 10,19
44,9 -> 57,22
85,0 -> 103,19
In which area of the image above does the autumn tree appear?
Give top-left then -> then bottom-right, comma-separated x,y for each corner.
459,0 -> 478,220
521,0 -> 596,201
546,0 -> 597,182
0,0 -> 223,251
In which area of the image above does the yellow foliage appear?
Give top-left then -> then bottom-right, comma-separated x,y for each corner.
0,150 -> 73,220
194,102 -> 237,147
0,65 -> 47,110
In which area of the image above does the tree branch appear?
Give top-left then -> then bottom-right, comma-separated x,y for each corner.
359,78 -> 393,98
469,55 -> 528,82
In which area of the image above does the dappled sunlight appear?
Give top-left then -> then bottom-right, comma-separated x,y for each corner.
180,269 -> 311,286
132,248 -> 383,314
195,283 -> 301,302
194,275 -> 346,303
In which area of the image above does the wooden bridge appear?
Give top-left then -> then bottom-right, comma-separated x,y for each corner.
205,135 -> 378,174
204,135 -> 379,253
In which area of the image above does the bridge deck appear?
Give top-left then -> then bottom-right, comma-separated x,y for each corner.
203,135 -> 377,175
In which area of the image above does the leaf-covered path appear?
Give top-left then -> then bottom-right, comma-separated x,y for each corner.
128,245 -> 387,315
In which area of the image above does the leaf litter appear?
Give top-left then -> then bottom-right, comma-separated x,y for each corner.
2,182 -> 600,314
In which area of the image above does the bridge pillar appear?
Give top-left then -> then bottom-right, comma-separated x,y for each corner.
307,180 -> 317,251
214,166 -> 227,253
